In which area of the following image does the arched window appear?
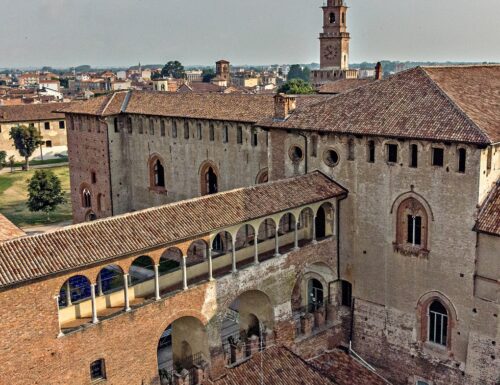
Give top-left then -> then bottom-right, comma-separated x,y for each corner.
396,197 -> 429,251
342,12 -> 345,24
200,161 -> 219,196
82,188 -> 91,208
329,12 -> 336,24
153,159 -> 165,187
428,300 -> 448,346
308,279 -> 324,311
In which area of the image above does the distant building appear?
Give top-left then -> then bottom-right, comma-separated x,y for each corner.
216,60 -> 230,82
0,102 -> 70,161
185,70 -> 203,82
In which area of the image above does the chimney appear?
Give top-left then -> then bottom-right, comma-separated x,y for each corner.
375,62 -> 383,80
274,93 -> 297,121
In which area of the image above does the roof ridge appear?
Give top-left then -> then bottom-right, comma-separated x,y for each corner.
419,67 -> 492,144
0,171 -> 334,246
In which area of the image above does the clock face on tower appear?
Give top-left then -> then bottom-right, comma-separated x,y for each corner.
323,45 -> 338,61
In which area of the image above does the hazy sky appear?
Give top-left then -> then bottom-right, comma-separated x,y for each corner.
1,0 -> 499,68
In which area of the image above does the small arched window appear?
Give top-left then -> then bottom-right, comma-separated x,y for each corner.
458,148 -> 466,173
82,188 -> 91,208
428,300 -> 448,346
329,12 -> 336,24
153,159 -> 165,188
342,12 -> 345,24
396,197 -> 429,251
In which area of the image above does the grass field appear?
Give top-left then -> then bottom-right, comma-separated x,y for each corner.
0,166 -> 72,227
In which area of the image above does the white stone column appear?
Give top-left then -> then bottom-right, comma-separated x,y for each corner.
231,239 -> 237,273
66,280 -> 72,306
254,235 -> 259,264
54,295 -> 64,338
97,274 -> 103,296
274,226 -> 280,257
90,284 -> 98,324
312,215 -> 318,244
294,219 -> 300,250
208,248 -> 214,281
154,264 -> 161,301
182,255 -> 188,290
123,274 -> 131,312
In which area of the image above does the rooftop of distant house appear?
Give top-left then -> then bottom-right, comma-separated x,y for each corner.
0,102 -> 70,123
0,214 -> 25,243
475,180 -> 500,237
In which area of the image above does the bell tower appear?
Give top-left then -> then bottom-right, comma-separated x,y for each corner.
319,0 -> 350,70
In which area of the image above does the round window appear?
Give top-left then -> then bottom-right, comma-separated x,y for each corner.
289,146 -> 304,162
324,149 -> 339,167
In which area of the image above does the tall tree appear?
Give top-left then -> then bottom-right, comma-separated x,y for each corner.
161,61 -> 186,79
0,151 -> 6,170
277,79 -> 315,95
201,68 -> 216,83
9,125 -> 44,171
26,170 -> 66,220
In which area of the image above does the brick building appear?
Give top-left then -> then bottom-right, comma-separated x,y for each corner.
0,64 -> 497,385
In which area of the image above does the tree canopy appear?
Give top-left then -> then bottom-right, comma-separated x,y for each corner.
201,68 -> 216,83
9,125 -> 44,170
277,79 -> 315,95
161,61 -> 186,79
26,170 -> 66,219
287,64 -> 311,82
0,151 -> 6,170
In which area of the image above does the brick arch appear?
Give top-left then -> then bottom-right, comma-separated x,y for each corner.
148,153 -> 166,191
155,310 -> 209,342
416,291 -> 458,349
255,168 -> 268,184
221,289 -> 275,331
91,262 -> 126,283
199,160 -> 219,196
291,262 -> 335,310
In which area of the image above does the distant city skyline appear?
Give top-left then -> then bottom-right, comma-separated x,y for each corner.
1,0 -> 499,68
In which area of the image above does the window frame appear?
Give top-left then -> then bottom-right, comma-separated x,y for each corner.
237,126 -> 243,144
223,125 -> 229,143
458,148 -> 466,173
386,143 -> 398,163
410,144 -> 418,168
184,121 -> 190,140
428,301 -> 448,347
59,120 -> 65,129
432,147 -> 444,167
209,124 -> 215,141
367,140 -> 375,163
90,358 -> 106,382
171,120 -> 177,138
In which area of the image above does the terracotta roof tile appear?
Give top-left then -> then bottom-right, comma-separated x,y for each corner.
0,102 -> 69,123
260,66 -> 499,145
209,346 -> 333,385
475,180 -> 500,236
61,91 -> 328,123
0,214 -> 25,242
309,349 -> 390,385
318,78 -> 375,94
0,172 -> 346,289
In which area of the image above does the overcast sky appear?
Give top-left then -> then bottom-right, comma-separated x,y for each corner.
1,0 -> 499,68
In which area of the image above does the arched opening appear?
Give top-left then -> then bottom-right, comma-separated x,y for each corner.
212,231 -> 232,259
129,255 -> 155,286
149,155 -> 166,190
307,278 -> 324,312
234,224 -> 256,268
200,161 -> 219,196
315,202 -> 334,239
221,290 -> 273,365
395,197 -> 429,252
329,12 -> 336,24
82,187 -> 91,208
257,218 -> 276,261
96,264 -> 124,296
428,300 -> 448,346
342,11 -> 345,24
58,275 -> 91,308
255,168 -> 268,184
186,239 -> 209,285
278,213 -> 296,254
157,317 -> 208,382
298,207 -> 314,245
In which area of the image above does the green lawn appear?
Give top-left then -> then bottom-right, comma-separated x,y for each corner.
12,157 -> 68,168
0,166 -> 72,227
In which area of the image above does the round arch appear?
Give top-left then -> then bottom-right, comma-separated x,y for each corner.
255,168 -> 269,184
159,247 -> 183,276
58,275 -> 92,308
129,255 -> 155,286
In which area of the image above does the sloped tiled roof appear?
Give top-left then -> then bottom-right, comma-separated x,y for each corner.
475,180 -> 500,236
309,349 -> 390,385
0,102 -> 69,123
209,346 -> 333,385
261,66 -> 500,145
0,214 -> 25,242
318,78 -> 375,94
61,91 -> 328,123
0,172 -> 346,289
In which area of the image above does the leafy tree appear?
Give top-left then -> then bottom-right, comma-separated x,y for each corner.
9,125 -> 44,171
161,61 -> 186,79
201,68 -> 216,83
287,64 -> 311,82
277,79 -> 315,95
26,170 -> 66,220
0,150 -> 6,170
